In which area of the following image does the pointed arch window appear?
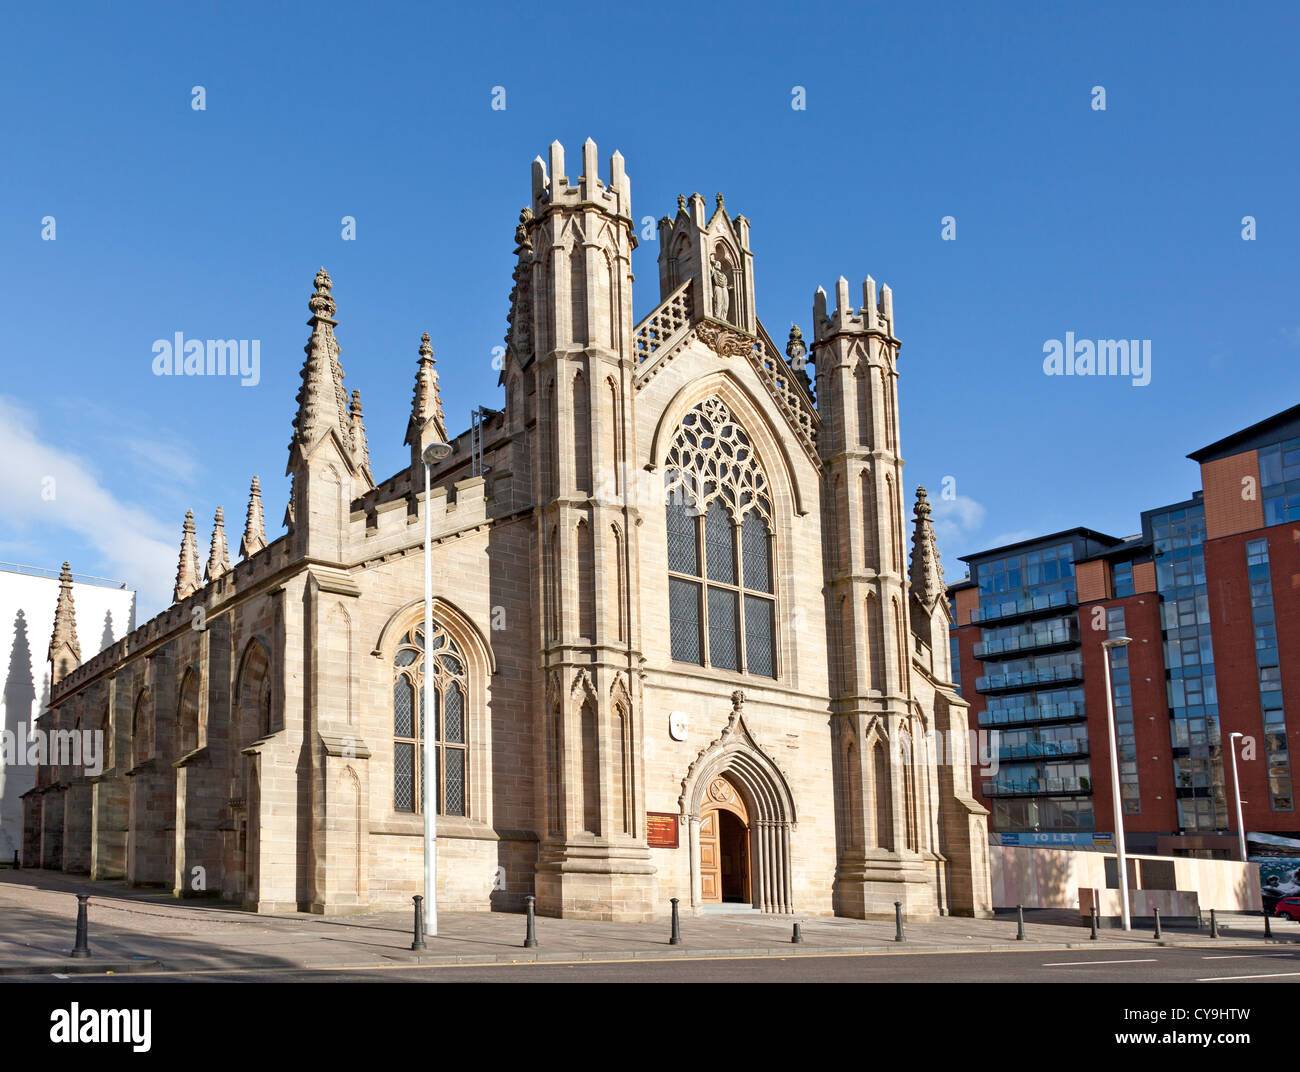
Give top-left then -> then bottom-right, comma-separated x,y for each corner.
664,398 -> 776,678
393,622 -> 467,816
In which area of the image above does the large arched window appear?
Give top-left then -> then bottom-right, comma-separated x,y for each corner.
664,398 -> 776,678
393,621 -> 467,816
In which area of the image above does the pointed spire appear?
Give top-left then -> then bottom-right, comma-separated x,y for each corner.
909,487 -> 945,606
205,507 -> 231,583
48,562 -> 81,683
174,511 -> 201,602
283,474 -> 296,530
241,476 -> 268,558
290,267 -> 349,452
349,388 -> 372,480
406,332 -> 447,449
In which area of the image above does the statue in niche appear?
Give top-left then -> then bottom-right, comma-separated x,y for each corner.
710,256 -> 731,322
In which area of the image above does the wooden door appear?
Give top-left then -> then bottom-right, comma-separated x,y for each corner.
700,809 -> 722,902
699,776 -> 748,904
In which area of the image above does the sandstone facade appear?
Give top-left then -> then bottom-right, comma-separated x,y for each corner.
22,141 -> 992,921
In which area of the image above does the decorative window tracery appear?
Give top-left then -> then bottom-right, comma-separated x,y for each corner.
393,622 -> 467,816
664,398 -> 776,678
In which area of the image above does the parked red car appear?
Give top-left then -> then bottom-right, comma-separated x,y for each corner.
1274,897 -> 1300,921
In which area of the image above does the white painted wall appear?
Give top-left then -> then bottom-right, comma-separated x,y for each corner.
0,565 -> 137,858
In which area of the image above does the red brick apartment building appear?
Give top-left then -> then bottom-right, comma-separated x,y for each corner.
949,404 -> 1300,859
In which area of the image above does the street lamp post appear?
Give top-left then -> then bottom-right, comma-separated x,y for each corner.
421,438 -> 452,936
1228,732 -> 1247,864
1102,636 -> 1133,931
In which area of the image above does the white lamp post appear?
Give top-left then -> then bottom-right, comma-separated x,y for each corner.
1228,732 -> 1248,864
421,437 -> 452,935
1102,636 -> 1133,931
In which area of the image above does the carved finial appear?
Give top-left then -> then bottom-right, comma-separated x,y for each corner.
677,194 -> 686,213
407,332 -> 448,451
205,507 -> 230,583
241,476 -> 267,559
914,486 -> 932,521
291,266 -> 348,451
309,267 -> 335,317
785,324 -> 807,370
515,207 -> 533,248
48,562 -> 81,681
731,689 -> 744,713
174,510 -> 200,602
715,192 -> 725,210
349,388 -> 372,479
909,487 -> 945,606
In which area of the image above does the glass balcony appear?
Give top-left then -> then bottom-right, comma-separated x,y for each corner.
973,622 -> 1078,659
978,700 -> 1087,727
997,737 -> 1089,761
975,663 -> 1084,693
981,776 -> 1091,797
971,589 -> 1077,626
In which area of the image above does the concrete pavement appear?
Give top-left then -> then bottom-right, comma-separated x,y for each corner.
1,869 -> 1294,977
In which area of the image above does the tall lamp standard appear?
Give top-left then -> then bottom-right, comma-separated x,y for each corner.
1102,636 -> 1133,931
421,436 -> 452,935
1228,732 -> 1248,864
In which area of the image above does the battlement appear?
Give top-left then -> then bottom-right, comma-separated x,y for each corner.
530,138 -> 631,221
812,275 -> 895,343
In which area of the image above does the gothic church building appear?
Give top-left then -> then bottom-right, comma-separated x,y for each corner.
23,141 -> 992,921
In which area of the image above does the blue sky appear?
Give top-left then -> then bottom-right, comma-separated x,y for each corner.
1,1 -> 1297,620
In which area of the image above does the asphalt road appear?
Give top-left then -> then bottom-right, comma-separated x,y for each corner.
11,944 -> 1300,983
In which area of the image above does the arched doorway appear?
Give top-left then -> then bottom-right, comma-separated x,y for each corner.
681,692 -> 798,914
700,775 -> 750,904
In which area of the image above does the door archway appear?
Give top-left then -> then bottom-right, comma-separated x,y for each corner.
700,776 -> 750,904
679,691 -> 798,913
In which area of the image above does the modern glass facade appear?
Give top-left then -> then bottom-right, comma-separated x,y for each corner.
968,535 -> 1104,833
1246,537 -> 1293,810
1146,499 -> 1227,831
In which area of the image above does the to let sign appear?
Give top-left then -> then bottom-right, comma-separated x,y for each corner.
646,812 -> 679,849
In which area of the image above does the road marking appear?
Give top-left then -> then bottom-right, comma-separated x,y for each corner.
1198,970 -> 1300,981
1203,954 -> 1296,960
1042,958 -> 1159,966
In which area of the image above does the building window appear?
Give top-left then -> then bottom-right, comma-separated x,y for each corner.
1259,438 -> 1300,525
393,622 -> 467,816
1245,538 -> 1292,810
1112,560 -> 1134,598
663,398 -> 777,678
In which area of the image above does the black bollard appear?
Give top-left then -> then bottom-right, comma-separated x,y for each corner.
1153,907 -> 1162,939
12,850 -> 17,870
1016,903 -> 1025,941
1265,909 -> 1273,939
524,894 -> 538,948
1090,905 -> 1099,940
669,897 -> 681,945
410,895 -> 427,951
1210,908 -> 1220,938
894,900 -> 905,943
791,922 -> 803,944
70,894 -> 90,959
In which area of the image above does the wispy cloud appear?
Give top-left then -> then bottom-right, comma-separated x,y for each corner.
0,395 -> 175,614
929,493 -> 987,571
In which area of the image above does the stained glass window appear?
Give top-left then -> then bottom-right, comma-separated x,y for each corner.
393,622 -> 468,816
664,399 -> 778,678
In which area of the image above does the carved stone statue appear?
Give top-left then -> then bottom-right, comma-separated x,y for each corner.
711,257 -> 731,322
